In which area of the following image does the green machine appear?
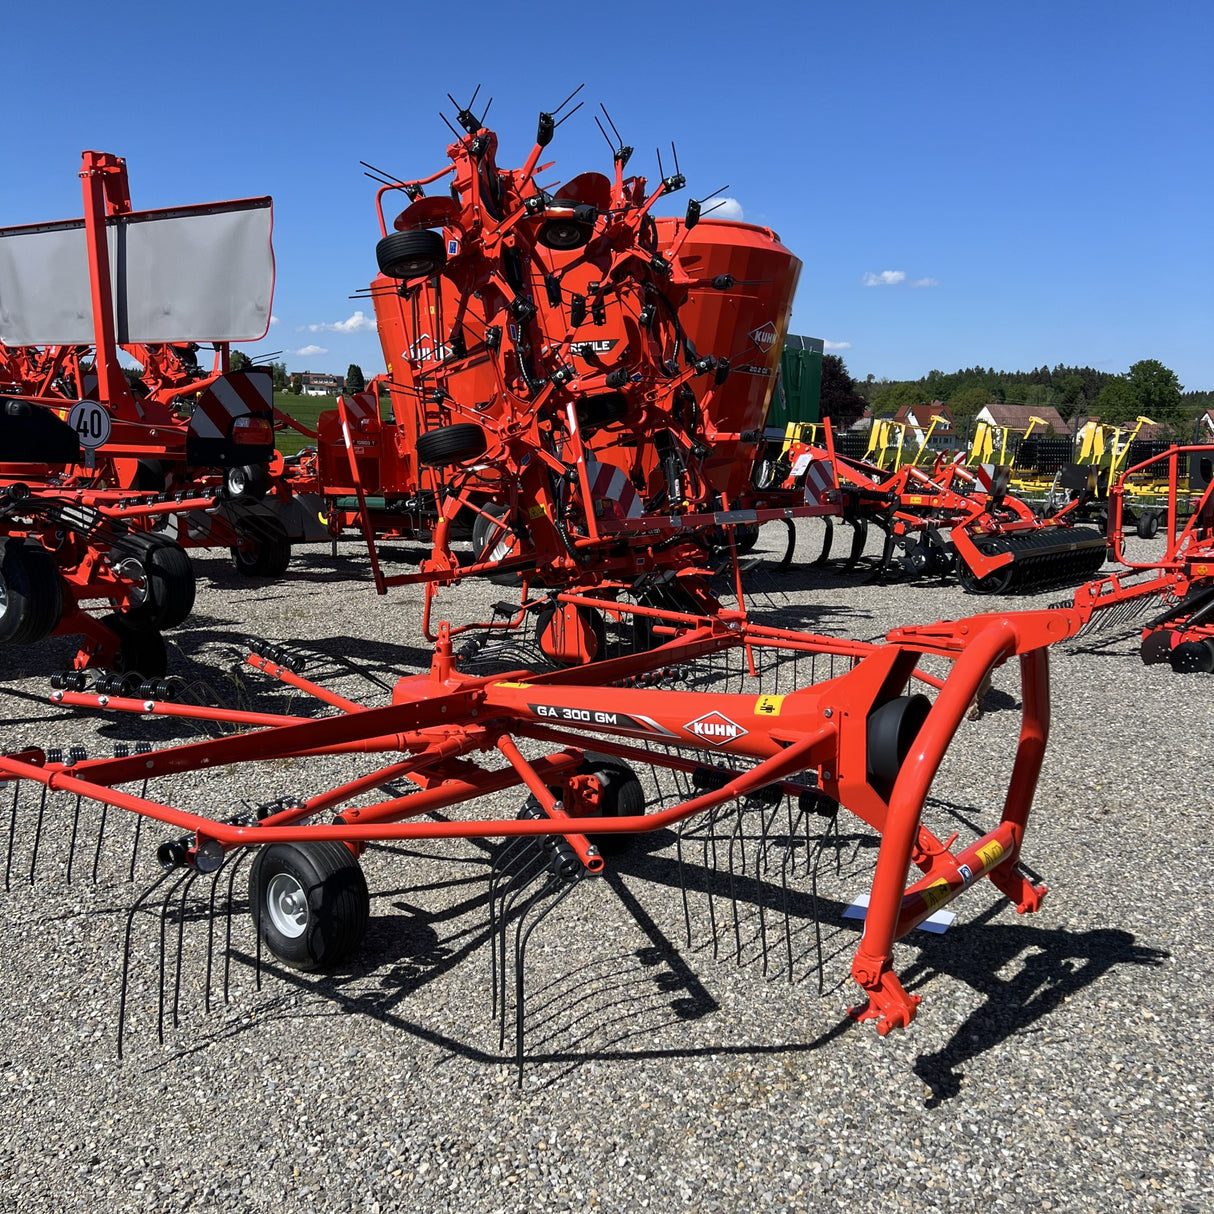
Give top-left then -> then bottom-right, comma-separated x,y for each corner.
765,334 -> 823,436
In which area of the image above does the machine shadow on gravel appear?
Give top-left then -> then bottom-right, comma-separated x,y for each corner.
906,910 -> 1169,1107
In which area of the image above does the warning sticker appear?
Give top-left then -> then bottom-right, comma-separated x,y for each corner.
754,695 -> 785,717
528,504 -> 547,519
976,839 -> 1005,870
920,879 -> 953,913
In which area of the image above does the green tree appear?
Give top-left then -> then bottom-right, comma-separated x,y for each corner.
818,354 -> 867,428
1126,359 -> 1183,424
1095,376 -> 1138,424
272,361 -> 288,392
289,373 -> 303,395
871,380 -> 928,414
345,363 -> 366,393
230,350 -> 252,372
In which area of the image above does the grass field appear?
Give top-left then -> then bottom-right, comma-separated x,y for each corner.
273,394 -> 336,456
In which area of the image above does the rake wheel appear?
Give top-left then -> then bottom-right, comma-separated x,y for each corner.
376,229 -> 447,280
231,517 -> 292,577
115,535 -> 196,631
250,842 -> 370,971
415,423 -> 487,468
578,753 -> 644,858
0,541 -> 63,645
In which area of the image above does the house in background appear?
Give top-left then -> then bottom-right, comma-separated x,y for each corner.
893,401 -> 958,450
976,402 -> 1068,435
300,371 -> 342,397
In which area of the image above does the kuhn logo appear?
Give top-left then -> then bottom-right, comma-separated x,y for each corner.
748,322 -> 778,352
685,711 -> 747,746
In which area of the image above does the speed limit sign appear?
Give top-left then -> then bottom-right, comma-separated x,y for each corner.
67,401 -> 112,449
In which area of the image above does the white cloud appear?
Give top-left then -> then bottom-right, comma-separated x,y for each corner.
910,277 -> 940,288
823,340 -> 852,350
704,197 -> 744,221
861,270 -> 906,287
307,310 -> 378,334
292,344 -> 328,357
269,315 -> 280,325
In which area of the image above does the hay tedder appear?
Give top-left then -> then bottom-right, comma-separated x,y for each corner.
0,593 -> 1080,1069
0,151 -> 329,671
302,93 -> 838,635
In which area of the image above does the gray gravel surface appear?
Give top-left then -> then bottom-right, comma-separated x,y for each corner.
1,523 -> 1211,1213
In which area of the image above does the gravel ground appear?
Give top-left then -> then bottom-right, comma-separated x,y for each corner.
0,523 -> 1211,1213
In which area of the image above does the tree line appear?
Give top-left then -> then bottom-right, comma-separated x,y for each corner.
818,355 -> 1211,437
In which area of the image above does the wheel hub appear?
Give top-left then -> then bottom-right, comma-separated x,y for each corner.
266,872 -> 309,938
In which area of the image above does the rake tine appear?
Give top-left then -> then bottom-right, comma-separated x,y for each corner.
28,785 -> 48,886
171,872 -> 199,1031
676,819 -> 692,947
91,798 -> 108,885
515,872 -> 581,1086
158,871 -> 191,1044
490,837 -> 545,1019
496,849 -> 550,1041
727,802 -> 746,966
203,862 -> 225,1016
702,804 -> 721,958
5,780 -> 19,893
128,769 -> 152,882
223,851 -> 254,1005
66,794 -> 83,885
117,869 -> 175,1059
780,802 -> 810,983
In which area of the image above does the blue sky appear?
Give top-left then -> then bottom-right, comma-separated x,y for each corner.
3,1 -> 1211,390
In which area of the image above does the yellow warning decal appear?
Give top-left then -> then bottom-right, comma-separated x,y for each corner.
920,879 -> 952,912
494,681 -> 531,689
976,839 -> 1005,869
754,695 -> 785,717
528,504 -> 547,519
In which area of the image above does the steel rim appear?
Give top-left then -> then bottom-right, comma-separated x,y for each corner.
266,872 -> 309,938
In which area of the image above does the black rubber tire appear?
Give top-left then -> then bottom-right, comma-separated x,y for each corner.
1169,639 -> 1214,674
578,753 -> 644,858
535,602 -> 608,665
0,541 -> 64,646
225,463 -> 271,501
1136,511 -> 1160,540
575,392 -> 629,431
231,517 -> 292,577
132,459 -> 170,492
249,841 -> 370,971
102,613 -> 168,678
471,502 -> 511,562
376,229 -> 447,280
956,549 -> 1016,595
415,423 -> 487,468
115,535 -> 196,631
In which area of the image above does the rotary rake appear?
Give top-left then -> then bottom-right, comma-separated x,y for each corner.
0,594 -> 1081,1075
1061,444 -> 1214,672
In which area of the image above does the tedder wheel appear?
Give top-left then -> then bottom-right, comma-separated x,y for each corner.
102,612 -> 168,678
535,602 -> 608,665
115,535 -> 196,631
231,517 -> 292,577
0,541 -> 64,646
471,502 -> 510,562
1136,511 -> 1160,540
376,230 -> 447,280
1169,639 -> 1214,675
225,463 -> 271,500
415,423 -> 487,468
249,841 -> 370,971
578,753 -> 644,858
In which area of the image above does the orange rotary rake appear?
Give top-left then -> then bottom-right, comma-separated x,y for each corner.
1,596 -> 1080,1073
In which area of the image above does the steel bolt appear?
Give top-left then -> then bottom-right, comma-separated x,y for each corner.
824,708 -> 833,717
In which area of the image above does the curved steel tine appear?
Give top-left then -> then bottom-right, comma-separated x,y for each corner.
117,870 -> 175,1059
